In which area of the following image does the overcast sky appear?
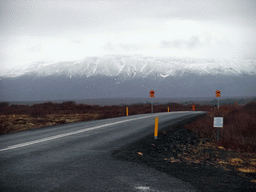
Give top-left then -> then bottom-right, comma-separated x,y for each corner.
1,0 -> 256,70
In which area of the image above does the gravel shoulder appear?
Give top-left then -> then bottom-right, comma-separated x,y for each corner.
111,123 -> 256,192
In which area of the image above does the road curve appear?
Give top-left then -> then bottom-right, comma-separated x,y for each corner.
0,111 -> 205,192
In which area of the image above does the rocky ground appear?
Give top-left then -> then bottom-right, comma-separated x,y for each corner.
112,125 -> 256,192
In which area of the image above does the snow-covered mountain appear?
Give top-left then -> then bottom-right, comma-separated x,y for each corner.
2,55 -> 256,78
1,55 -> 256,101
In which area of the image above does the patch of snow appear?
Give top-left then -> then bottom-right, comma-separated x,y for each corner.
1,55 -> 256,78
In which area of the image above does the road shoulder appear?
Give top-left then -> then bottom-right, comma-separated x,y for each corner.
111,123 -> 256,192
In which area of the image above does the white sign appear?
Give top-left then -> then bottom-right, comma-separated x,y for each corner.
214,117 -> 223,128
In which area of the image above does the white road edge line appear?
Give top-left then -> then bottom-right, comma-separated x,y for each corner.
0,111 -> 201,152
0,113 -> 166,152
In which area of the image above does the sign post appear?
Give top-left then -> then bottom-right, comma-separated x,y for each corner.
149,90 -> 155,113
214,117 -> 223,141
215,90 -> 221,109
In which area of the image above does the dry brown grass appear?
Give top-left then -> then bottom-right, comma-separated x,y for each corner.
0,113 -> 100,134
171,138 -> 256,179
185,102 -> 256,153
0,101 -> 212,134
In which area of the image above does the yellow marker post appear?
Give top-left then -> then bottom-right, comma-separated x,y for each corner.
126,107 -> 128,116
167,107 -> 169,112
154,116 -> 159,139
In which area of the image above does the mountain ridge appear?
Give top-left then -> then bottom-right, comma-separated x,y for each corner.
1,55 -> 256,101
2,55 -> 256,78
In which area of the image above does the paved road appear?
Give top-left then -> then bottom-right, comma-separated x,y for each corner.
0,112 -> 205,192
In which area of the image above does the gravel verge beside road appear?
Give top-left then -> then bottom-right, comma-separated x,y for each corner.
112,122 -> 256,192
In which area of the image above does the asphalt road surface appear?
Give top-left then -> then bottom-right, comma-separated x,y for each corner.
0,111 -> 205,192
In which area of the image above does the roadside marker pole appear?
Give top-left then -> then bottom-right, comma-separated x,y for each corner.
167,107 -> 169,112
151,98 -> 153,113
217,127 -> 220,141
126,107 -> 128,116
154,116 -> 159,139
149,90 -> 155,113
215,90 -> 221,109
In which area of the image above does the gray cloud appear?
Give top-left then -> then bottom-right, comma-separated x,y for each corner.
103,42 -> 142,52
103,42 -> 115,52
71,39 -> 83,44
1,0 -> 255,37
26,45 -> 42,53
118,43 -> 140,52
188,36 -> 201,48
0,0 -> 255,67
160,36 -> 202,49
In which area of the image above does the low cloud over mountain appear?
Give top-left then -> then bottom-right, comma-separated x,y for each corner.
1,55 -> 256,101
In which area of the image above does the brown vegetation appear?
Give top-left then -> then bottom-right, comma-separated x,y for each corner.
185,102 -> 256,153
0,101 -> 212,134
